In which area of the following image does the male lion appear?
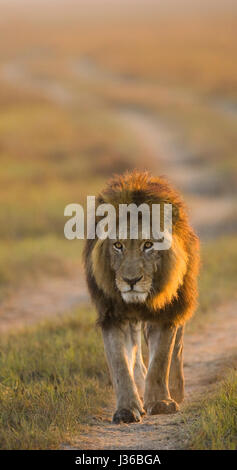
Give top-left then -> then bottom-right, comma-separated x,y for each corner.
84,171 -> 199,424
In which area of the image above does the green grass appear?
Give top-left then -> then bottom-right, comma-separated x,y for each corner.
189,370 -> 237,450
0,306 -> 109,450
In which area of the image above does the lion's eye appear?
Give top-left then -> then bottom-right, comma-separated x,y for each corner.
143,241 -> 153,251
113,241 -> 123,251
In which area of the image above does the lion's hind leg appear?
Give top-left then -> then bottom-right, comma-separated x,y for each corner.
169,325 -> 185,404
144,322 -> 179,415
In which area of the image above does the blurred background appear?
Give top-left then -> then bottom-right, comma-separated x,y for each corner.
0,0 -> 237,451
0,0 -> 237,328
0,0 -> 237,324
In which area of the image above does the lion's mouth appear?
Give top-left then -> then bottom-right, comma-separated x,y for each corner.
121,290 -> 148,303
116,278 -> 151,303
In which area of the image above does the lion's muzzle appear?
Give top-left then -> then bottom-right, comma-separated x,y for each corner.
116,275 -> 151,303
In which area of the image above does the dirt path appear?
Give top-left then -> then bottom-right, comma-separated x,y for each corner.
118,109 -> 237,240
63,299 -> 237,450
1,55 -> 237,449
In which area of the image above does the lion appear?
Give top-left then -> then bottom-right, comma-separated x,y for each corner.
83,170 -> 200,424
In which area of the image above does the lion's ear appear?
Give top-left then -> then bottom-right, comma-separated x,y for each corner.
91,239 -> 116,297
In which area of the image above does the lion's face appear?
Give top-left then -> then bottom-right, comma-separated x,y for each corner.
108,237 -> 161,303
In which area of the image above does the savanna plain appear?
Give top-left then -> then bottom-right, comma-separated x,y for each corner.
0,0 -> 236,450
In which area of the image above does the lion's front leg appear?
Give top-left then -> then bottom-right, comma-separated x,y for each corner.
102,322 -> 144,424
144,322 -> 179,415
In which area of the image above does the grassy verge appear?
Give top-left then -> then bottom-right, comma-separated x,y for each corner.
189,370 -> 237,450
199,236 -> 237,307
0,236 -> 84,299
0,306 -> 108,449
188,235 -> 237,332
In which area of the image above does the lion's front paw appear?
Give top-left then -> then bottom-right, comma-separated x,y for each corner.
112,407 -> 145,424
145,399 -> 179,415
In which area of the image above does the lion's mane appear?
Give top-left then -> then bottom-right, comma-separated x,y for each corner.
83,171 -> 200,328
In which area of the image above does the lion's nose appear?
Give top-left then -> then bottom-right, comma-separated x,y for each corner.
122,275 -> 143,288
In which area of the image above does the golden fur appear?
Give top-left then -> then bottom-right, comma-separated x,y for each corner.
83,170 -> 200,423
